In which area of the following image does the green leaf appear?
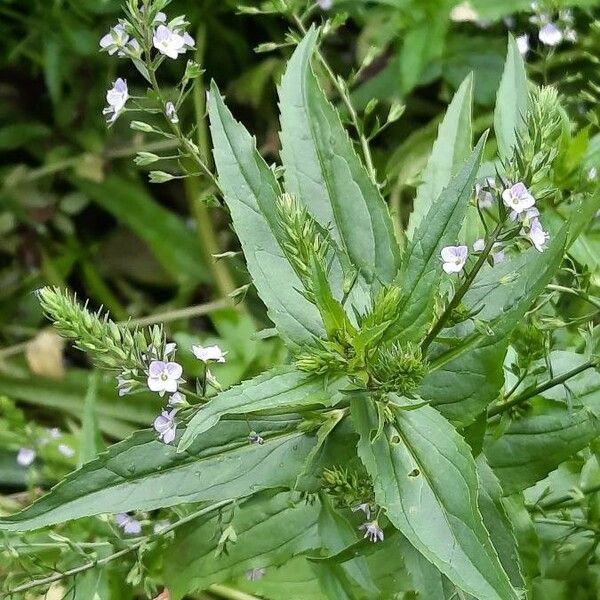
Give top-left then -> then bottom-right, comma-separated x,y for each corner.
208,81 -> 324,345
164,491 -> 321,600
278,27 -> 400,294
407,73 -> 473,238
79,371 -> 104,466
76,175 -> 211,285
352,399 -> 518,600
0,415 -> 315,532
493,34 -> 528,161
484,405 -> 600,494
387,133 -> 488,343
178,367 -> 335,452
421,223 -> 568,426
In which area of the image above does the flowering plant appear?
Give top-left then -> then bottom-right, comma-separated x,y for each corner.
2,2 -> 600,599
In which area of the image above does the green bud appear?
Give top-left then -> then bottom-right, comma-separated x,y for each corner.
134,152 -> 160,166
130,120 -> 155,133
149,171 -> 175,183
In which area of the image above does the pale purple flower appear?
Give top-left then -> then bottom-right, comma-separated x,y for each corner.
165,101 -> 179,124
352,503 -> 372,519
473,238 -> 485,253
491,244 -> 506,265
115,513 -> 142,535
153,25 -> 186,59
475,177 -> 495,209
99,23 -> 130,55
168,391 -> 187,407
48,427 -> 62,438
509,205 -> 539,224
117,374 -> 134,397
248,432 -> 264,445
154,409 -> 178,444
516,34 -> 529,56
17,448 -> 36,466
539,23 -> 563,46
521,218 -> 549,252
316,0 -> 333,8
192,344 -> 226,364
147,360 -> 183,396
103,78 -> 128,124
359,520 -> 384,543
441,245 -> 468,274
502,182 -> 535,214
58,444 -> 75,458
246,568 -> 266,581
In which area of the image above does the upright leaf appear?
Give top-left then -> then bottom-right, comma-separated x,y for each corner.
178,367 -> 336,452
352,399 -> 518,600
387,134 -> 487,343
0,415 -> 314,532
485,406 -> 600,494
279,27 -> 400,293
494,35 -> 528,161
208,82 -> 324,345
407,74 -> 473,238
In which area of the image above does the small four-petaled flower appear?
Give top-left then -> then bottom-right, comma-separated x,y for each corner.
147,360 -> 183,396
359,520 -> 384,543
192,344 -> 226,364
17,447 -> 36,466
441,245 -> 468,274
165,101 -> 179,124
154,409 -> 179,444
502,182 -> 535,214
352,503 -> 372,519
522,218 -> 549,252
103,78 -> 129,124
115,513 -> 142,535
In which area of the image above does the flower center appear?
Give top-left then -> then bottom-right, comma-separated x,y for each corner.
160,373 -> 168,381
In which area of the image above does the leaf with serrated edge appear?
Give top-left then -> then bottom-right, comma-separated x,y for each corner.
0,415 -> 314,532
208,81 -> 323,346
279,26 -> 400,296
407,74 -> 473,238
352,399 -> 519,600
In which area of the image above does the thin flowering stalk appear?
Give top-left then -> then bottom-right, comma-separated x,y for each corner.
421,222 -> 504,355
2,499 -> 234,596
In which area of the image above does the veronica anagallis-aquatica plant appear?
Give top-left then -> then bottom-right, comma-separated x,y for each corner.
3,3 -> 600,599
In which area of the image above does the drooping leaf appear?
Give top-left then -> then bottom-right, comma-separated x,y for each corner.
387,134 -> 487,343
352,399 -> 518,600
485,405 -> 600,494
208,81 -> 324,346
0,415 -> 315,532
79,371 -> 105,466
278,26 -> 400,294
178,367 -> 337,452
421,223 -> 568,426
407,74 -> 473,238
164,491 -> 321,600
493,34 -> 528,161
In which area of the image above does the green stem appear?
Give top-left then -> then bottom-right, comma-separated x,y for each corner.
1,499 -> 233,597
487,359 -> 597,417
124,297 -> 232,327
292,15 -> 377,183
421,223 -> 503,355
208,584 -> 260,600
547,284 -> 600,311
536,482 -> 600,511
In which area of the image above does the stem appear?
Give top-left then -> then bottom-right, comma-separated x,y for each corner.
1,499 -> 233,597
547,284 -> 600,311
536,482 -> 600,511
488,359 -> 597,417
421,223 -> 503,355
292,15 -> 377,183
124,297 -> 232,327
208,584 -> 260,600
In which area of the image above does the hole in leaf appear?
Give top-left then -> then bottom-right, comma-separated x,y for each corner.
391,435 -> 401,444
408,468 -> 420,477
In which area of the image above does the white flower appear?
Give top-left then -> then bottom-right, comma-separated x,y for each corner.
58,444 -> 75,458
475,177 -> 495,209
521,218 -> 549,252
192,344 -> 226,364
473,238 -> 485,253
165,101 -> 179,124
99,23 -> 130,55
359,520 -> 384,543
564,28 -> 577,43
103,78 -> 128,124
246,568 -> 266,581
115,513 -> 142,535
17,447 -> 36,466
441,245 -> 468,274
153,25 -> 186,59
352,503 -> 372,519
588,167 -> 598,181
316,0 -> 333,8
539,23 -> 563,46
153,519 -> 171,534
147,360 -> 183,396
509,205 -> 539,224
153,409 -> 178,444
502,182 -> 535,214
516,34 -> 529,56
168,391 -> 187,407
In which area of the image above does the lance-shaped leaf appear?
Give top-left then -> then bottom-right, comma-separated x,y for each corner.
484,406 -> 600,494
352,399 -> 519,600
421,222 -> 568,426
386,134 -> 487,343
0,415 -> 314,532
178,367 -> 338,452
278,26 -> 400,291
164,491 -> 321,600
494,34 -> 528,161
208,81 -> 323,346
407,74 -> 473,238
